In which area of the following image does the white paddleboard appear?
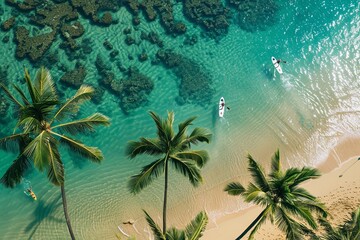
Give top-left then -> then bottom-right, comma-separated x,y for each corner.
219,97 -> 225,117
271,56 -> 283,74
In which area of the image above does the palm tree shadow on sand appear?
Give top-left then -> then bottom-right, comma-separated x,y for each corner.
24,199 -> 63,240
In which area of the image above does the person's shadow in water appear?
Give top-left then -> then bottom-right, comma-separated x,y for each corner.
24,198 -> 63,240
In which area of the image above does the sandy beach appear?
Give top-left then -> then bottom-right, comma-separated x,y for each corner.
202,152 -> 360,239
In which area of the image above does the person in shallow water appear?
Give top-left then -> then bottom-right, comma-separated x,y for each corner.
276,59 -> 287,64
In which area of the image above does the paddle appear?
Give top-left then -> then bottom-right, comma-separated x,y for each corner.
339,157 -> 360,177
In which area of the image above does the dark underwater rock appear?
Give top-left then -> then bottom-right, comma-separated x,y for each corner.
60,62 -> 87,87
30,2 -> 78,30
14,26 -> 56,62
1,17 -> 16,31
103,40 -> 113,50
183,0 -> 230,38
228,0 -> 278,32
5,0 -> 43,12
156,49 -> 213,106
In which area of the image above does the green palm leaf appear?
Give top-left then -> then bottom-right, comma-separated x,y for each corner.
128,158 -> 165,194
174,150 -> 209,167
12,84 -> 31,105
0,153 -> 30,188
0,83 -> 23,107
51,85 -> 94,123
187,127 -> 212,145
126,138 -> 163,159
34,67 -> 58,102
45,136 -> 64,186
165,111 -> 175,140
276,208 -> 303,240
24,68 -> 39,103
53,131 -> 104,162
52,113 -> 110,135
148,111 -> 169,143
166,228 -> 185,240
170,157 -> 202,187
0,133 -> 29,152
290,167 -> 321,188
248,206 -> 271,240
172,116 -> 196,147
185,211 -> 208,240
224,182 -> 246,196
247,155 -> 270,192
23,131 -> 51,171
143,210 -> 166,240
270,149 -> 281,178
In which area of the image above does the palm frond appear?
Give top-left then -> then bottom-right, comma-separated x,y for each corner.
45,136 -> 64,186
0,153 -> 31,188
318,217 -> 341,239
143,210 -> 166,240
24,68 -> 39,103
23,131 -> 51,171
12,84 -> 31,105
51,85 -> 94,123
34,67 -> 58,102
0,83 -> 23,108
165,111 -> 175,140
128,158 -> 164,194
275,208 -> 304,240
53,131 -> 104,163
52,113 -> 110,135
282,201 -> 318,230
224,182 -> 245,196
187,127 -> 212,145
290,167 -> 321,187
170,157 -> 202,187
247,155 -> 270,192
126,138 -> 164,159
185,211 -> 208,240
166,228 -> 185,240
270,149 -> 282,177
148,111 -> 170,143
174,150 -> 209,168
172,116 -> 196,147
291,188 -> 316,201
0,133 -> 29,153
16,116 -> 42,134
296,200 -> 328,218
244,183 -> 269,206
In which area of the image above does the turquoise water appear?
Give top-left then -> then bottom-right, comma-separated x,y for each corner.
0,0 -> 359,239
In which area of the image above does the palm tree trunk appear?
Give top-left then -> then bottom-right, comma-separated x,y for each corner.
162,158 -> 169,235
236,208 -> 267,240
61,184 -> 76,240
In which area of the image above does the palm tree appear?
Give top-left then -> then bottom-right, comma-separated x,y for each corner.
0,67 -> 110,240
224,150 -> 328,240
316,207 -> 360,240
126,111 -> 211,235
144,210 -> 208,240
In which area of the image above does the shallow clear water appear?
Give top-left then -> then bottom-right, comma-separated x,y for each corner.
0,0 -> 359,239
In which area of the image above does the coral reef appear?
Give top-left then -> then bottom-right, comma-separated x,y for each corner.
118,67 -> 154,113
1,17 -> 16,31
30,2 -> 78,30
183,0 -> 230,38
14,26 -> 56,62
70,0 -> 119,26
60,62 -> 87,87
156,50 -> 213,106
228,0 -> 279,32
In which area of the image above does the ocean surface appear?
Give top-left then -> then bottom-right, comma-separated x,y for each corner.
0,0 -> 359,239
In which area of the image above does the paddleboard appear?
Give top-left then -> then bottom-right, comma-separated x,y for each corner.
271,56 -> 283,74
24,189 -> 37,200
219,97 -> 225,117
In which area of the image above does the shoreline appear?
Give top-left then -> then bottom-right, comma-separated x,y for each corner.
202,138 -> 360,240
